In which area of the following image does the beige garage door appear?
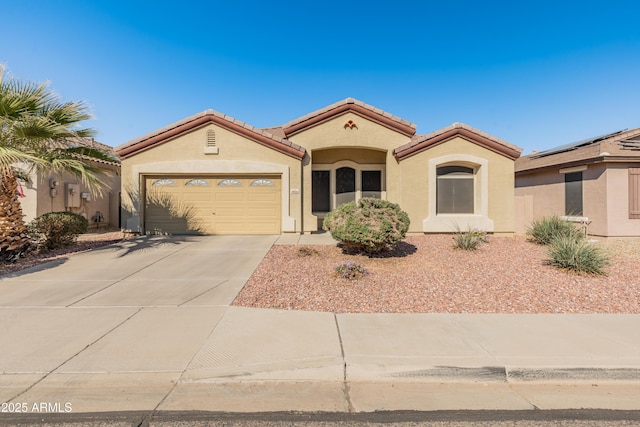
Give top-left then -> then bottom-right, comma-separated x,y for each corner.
144,175 -> 281,235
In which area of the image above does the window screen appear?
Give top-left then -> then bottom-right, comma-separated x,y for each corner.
565,172 -> 583,216
436,166 -> 474,214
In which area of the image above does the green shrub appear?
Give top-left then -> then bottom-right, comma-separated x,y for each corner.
28,212 -> 88,250
334,260 -> 368,279
547,236 -> 609,275
452,227 -> 488,251
323,198 -> 410,254
527,215 -> 584,245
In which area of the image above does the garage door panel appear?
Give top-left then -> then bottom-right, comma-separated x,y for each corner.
216,193 -> 246,202
248,207 -> 279,217
145,175 -> 281,235
215,207 -> 245,216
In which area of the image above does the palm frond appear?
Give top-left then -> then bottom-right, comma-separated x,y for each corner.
0,145 -> 45,170
39,157 -> 109,197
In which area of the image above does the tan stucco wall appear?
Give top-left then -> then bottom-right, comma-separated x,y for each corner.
399,136 -> 516,233
120,123 -> 301,233
20,167 -> 120,228
288,112 -> 409,232
514,163 -> 640,237
515,169 -> 565,233
604,164 -> 640,237
312,147 -> 386,164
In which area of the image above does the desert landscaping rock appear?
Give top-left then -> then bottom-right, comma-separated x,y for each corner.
233,235 -> 640,314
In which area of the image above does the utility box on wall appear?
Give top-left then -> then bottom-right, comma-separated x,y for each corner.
65,183 -> 81,208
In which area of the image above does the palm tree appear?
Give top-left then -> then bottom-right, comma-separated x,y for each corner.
0,67 -> 114,261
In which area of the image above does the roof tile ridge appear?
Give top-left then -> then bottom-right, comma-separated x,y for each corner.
280,98 -> 352,128
117,109 -> 296,150
398,122 -> 522,154
116,109 -> 217,150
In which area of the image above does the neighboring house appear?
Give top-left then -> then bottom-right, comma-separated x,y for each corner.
18,138 -> 121,228
515,128 -> 640,237
116,98 -> 522,235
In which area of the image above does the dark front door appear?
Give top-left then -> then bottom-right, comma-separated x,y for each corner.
312,170 -> 330,212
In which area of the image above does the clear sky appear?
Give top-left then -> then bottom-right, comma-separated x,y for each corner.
3,0 -> 639,154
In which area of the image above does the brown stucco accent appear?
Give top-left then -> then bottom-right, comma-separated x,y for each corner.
117,114 -> 305,160
394,127 -> 521,161
283,103 -> 416,138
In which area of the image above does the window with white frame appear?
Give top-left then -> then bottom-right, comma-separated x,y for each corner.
436,165 -> 474,214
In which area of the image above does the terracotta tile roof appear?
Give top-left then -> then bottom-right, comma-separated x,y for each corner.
394,122 -> 523,161
116,110 -> 306,160
50,137 -> 120,167
515,128 -> 640,173
281,98 -> 417,137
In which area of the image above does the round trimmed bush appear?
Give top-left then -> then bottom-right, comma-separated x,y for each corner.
28,212 -> 88,250
322,198 -> 410,254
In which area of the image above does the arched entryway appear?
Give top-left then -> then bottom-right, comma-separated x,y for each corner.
311,147 -> 387,217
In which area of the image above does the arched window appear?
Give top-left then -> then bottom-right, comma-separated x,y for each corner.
218,179 -> 241,187
185,179 -> 209,186
436,165 -> 474,214
151,178 -> 176,187
250,179 -> 274,187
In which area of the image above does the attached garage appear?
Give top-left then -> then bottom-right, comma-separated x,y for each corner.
144,175 -> 281,235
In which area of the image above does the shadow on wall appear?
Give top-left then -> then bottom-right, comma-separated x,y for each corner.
121,184 -> 205,235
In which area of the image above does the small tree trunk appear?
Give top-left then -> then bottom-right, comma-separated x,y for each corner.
0,168 -> 31,261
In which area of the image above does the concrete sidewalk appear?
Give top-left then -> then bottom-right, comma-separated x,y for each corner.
0,234 -> 639,415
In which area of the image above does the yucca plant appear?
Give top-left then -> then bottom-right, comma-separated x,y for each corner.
547,236 -> 609,275
527,215 -> 584,245
452,227 -> 488,251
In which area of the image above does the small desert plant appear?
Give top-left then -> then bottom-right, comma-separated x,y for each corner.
297,246 -> 319,257
334,260 -> 369,279
323,198 -> 410,254
28,212 -> 88,250
527,215 -> 584,245
547,236 -> 609,275
452,227 -> 488,251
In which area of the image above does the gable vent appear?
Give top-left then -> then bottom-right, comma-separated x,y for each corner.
204,129 -> 219,154
206,130 -> 216,147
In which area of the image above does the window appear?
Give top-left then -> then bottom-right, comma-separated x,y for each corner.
336,167 -> 356,194
630,168 -> 640,219
185,179 -> 209,186
151,179 -> 176,187
361,170 -> 381,192
436,165 -> 474,214
250,179 -> 274,187
565,172 -> 583,216
218,179 -> 241,187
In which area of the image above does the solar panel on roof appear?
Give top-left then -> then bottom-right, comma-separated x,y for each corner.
530,129 -> 627,158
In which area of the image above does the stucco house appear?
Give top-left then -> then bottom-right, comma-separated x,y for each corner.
116,98 -> 522,235
18,138 -> 121,228
515,128 -> 640,237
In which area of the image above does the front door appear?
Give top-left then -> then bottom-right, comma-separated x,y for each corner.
312,170 -> 330,212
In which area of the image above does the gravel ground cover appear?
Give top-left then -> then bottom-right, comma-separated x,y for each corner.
233,235 -> 640,314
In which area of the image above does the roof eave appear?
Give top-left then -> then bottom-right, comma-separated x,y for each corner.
116,114 -> 306,160
394,127 -> 521,161
283,102 -> 416,138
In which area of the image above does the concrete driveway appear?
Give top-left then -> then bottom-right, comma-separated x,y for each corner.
0,235 -> 281,412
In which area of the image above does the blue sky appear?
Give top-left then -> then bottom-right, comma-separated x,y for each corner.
3,0 -> 639,154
